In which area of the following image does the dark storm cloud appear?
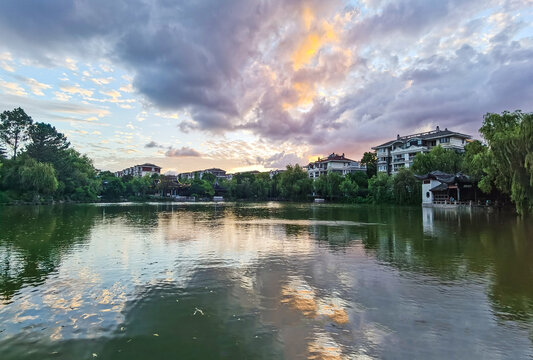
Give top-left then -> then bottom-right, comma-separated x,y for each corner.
0,0 -> 531,158
0,0 -> 148,61
0,0 -> 340,132
346,0 -> 484,44
308,39 -> 533,157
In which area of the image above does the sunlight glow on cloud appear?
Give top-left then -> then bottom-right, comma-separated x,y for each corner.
0,0 -> 530,172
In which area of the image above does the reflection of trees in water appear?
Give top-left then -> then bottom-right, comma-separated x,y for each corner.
0,205 -> 98,301
359,206 -> 533,322
2,202 -> 531,357
481,219 -> 533,321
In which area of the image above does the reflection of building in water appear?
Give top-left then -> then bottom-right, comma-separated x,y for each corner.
422,206 -> 474,237
422,206 -> 434,235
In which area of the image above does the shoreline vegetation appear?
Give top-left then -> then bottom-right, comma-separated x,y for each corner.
1,108 -> 532,215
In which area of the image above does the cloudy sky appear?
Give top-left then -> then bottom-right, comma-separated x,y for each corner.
0,0 -> 531,173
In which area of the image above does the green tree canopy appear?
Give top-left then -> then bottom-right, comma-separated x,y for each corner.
392,168 -> 421,205
368,173 -> 394,204
313,172 -> 343,200
411,146 -> 463,175
201,172 -> 217,184
26,122 -> 70,162
19,158 -> 58,195
189,178 -> 215,198
479,111 -> 533,215
278,165 -> 312,201
53,149 -> 101,200
461,140 -> 489,182
361,152 -> 377,178
339,176 -> 359,199
346,171 -> 368,188
101,176 -> 125,200
0,107 -> 33,159
128,175 -> 153,197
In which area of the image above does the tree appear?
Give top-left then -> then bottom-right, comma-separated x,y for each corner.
461,140 -> 489,182
313,172 -> 344,200
368,173 -> 393,204
392,168 -> 420,205
278,165 -> 312,201
0,143 -> 6,159
347,171 -> 368,188
53,149 -> 101,200
411,146 -> 463,175
101,176 -> 125,200
361,152 -> 377,178
128,175 -> 153,197
189,178 -> 214,198
201,172 -> 217,184
251,173 -> 270,200
339,177 -> 359,199
226,172 -> 255,199
19,158 -> 58,195
479,111 -> 533,215
26,122 -> 70,162
0,107 -> 33,159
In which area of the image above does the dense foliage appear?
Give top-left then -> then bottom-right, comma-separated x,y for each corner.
411,146 -> 463,175
0,108 -> 102,202
361,151 -> 377,178
478,111 -> 533,215
1,107 -> 531,213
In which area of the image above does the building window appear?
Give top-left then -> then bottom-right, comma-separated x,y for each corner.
426,192 -> 430,198
440,137 -> 450,143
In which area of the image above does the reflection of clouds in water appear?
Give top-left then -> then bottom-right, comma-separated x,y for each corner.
1,207 -> 323,343
280,276 -> 360,358
4,265 -> 128,342
308,332 -> 343,360
281,276 -> 350,324
157,212 -> 317,266
4,203 -> 530,359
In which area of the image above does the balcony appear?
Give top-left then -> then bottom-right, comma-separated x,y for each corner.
391,145 -> 428,155
393,157 -> 405,163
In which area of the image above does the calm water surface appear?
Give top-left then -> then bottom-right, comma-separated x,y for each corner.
0,203 -> 532,359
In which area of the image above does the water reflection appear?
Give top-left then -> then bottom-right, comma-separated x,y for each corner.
0,205 -> 98,302
0,203 -> 531,359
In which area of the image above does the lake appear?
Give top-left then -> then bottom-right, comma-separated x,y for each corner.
0,203 -> 532,359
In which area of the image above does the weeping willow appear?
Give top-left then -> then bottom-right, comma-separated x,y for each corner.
480,111 -> 533,215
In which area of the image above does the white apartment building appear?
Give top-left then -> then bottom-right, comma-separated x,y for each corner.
372,126 -> 472,175
178,168 -> 227,180
307,153 -> 367,179
115,163 -> 161,177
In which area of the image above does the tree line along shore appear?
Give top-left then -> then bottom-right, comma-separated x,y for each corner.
0,108 -> 531,215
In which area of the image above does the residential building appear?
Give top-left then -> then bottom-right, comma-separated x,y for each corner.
372,126 -> 472,175
178,168 -> 227,180
115,163 -> 161,177
269,169 -> 286,179
307,153 -> 367,179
